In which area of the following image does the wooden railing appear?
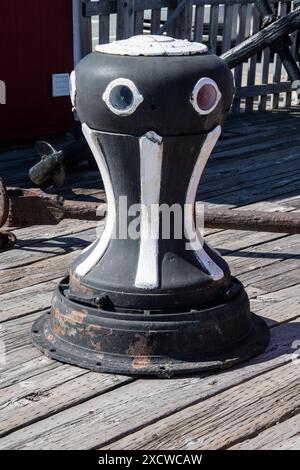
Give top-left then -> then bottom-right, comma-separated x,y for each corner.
78,0 -> 299,112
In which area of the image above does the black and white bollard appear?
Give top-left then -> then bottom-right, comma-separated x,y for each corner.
32,36 -> 269,376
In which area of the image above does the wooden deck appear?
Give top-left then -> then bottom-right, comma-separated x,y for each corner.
0,108 -> 300,450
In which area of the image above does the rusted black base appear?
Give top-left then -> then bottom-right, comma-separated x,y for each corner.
32,277 -> 270,377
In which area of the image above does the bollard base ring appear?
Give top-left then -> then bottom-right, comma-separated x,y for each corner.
32,277 -> 270,377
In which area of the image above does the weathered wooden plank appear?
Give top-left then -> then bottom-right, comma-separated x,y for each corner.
209,135 -> 300,173
2,254 -> 298,366
0,279 -> 59,323
0,218 -> 285,298
201,163 -> 300,206
0,231 -> 282,321
204,170 -> 300,207
110,365 -> 300,450
0,106 -> 299,450
0,354 -> 59,391
208,227 -> 286,254
0,215 -> 299,441
5,215 -> 99,241
235,81 -> 292,99
0,230 -> 286,324
1,311 -> 43,354
209,131 -> 300,167
0,312 -> 61,389
231,414 -> 300,449
216,117 -> 300,152
214,123 -> 298,154
0,367 -> 132,438
0,251 -> 78,295
0,226 -> 105,296
0,228 -> 287,324
226,233 -> 300,276
0,227 -> 98,272
250,282 -> 300,325
103,362 -> 300,450
226,107 -> 300,127
0,318 -> 298,449
0,226 -> 298,446
239,256 -> 300,294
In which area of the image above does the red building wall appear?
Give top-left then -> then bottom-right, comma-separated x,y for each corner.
0,0 -> 75,141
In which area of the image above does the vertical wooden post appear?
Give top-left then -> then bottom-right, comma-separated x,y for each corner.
167,3 -> 177,37
73,0 -> 92,64
259,47 -> 271,111
245,5 -> 260,112
135,10 -> 144,35
151,9 -> 161,34
232,3 -> 247,113
80,0 -> 92,57
99,15 -> 110,44
176,0 -> 193,40
273,1 -> 287,109
208,4 -> 219,53
168,0 -> 193,40
194,5 -> 205,43
117,0 -> 135,40
222,4 -> 234,54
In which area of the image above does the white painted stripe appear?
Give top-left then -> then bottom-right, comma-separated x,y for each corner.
135,132 -> 163,289
76,124 -> 116,277
185,126 -> 224,281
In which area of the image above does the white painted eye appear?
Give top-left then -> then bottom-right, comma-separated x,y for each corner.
102,78 -> 144,116
69,71 -> 76,108
190,78 -> 221,115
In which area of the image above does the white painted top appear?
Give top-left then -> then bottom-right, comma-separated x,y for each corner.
95,35 -> 207,56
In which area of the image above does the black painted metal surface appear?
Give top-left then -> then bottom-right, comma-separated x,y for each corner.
32,36 -> 270,376
32,277 -> 269,377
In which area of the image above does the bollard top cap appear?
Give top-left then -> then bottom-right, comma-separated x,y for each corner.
95,35 -> 208,56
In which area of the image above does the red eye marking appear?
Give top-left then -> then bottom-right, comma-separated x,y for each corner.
191,78 -> 221,115
197,84 -> 218,112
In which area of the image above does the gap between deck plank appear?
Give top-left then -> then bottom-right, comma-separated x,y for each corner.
0,298 -> 299,446
101,362 -> 300,451
0,317 -> 299,449
230,411 -> 300,450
